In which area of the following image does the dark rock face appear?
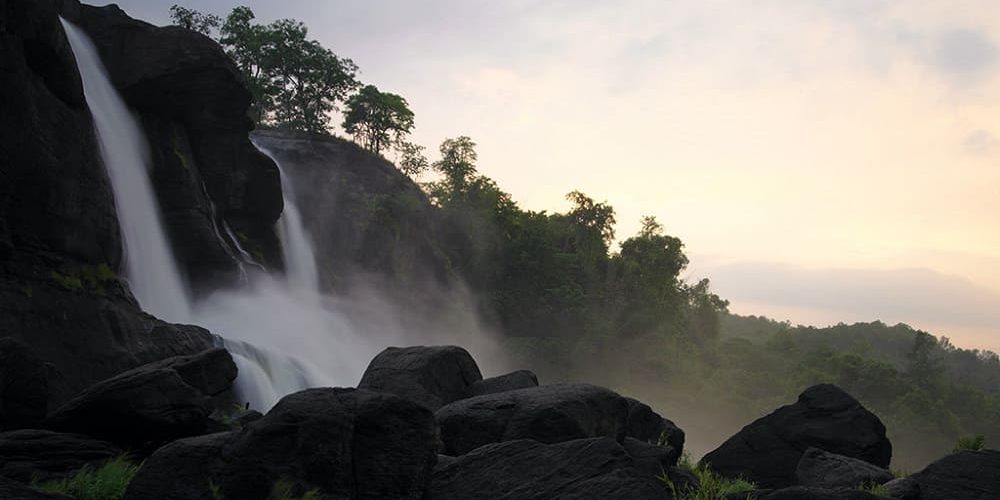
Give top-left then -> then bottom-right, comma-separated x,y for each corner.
44,366 -> 213,449
0,476 -> 74,500
0,338 -> 48,430
622,437 -> 681,476
359,345 -> 483,411
0,0 -> 218,409
140,347 -> 237,397
467,369 -> 538,396
436,383 -> 629,456
882,477 -> 919,500
701,384 -> 892,489
625,396 -> 685,455
62,3 -> 283,287
795,447 -> 893,489
250,130 -> 451,291
908,449 -> 1000,500
428,438 -> 670,500
0,429 -> 120,483
125,388 -> 438,500
756,486 -> 889,500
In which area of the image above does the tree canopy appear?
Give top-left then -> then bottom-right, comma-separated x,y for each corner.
342,85 -> 415,154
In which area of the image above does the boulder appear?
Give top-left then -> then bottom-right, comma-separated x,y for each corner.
908,449 -> 1000,500
625,397 -> 685,452
124,388 -> 438,500
701,384 -> 892,488
0,476 -> 73,500
43,353 -> 228,448
436,383 -> 629,456
359,345 -> 483,411
0,429 -> 120,483
796,447 -> 894,489
881,477 -> 919,500
467,369 -> 538,396
0,338 -> 48,430
757,486 -> 890,500
140,347 -> 237,397
428,438 -> 670,500
622,437 -> 681,476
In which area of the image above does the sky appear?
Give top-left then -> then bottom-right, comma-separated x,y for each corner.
115,0 -> 1000,352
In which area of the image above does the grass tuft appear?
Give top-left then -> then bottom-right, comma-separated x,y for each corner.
954,434 -> 986,452
37,456 -> 139,500
659,452 -> 756,500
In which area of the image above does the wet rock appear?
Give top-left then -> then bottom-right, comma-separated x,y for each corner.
436,383 -> 629,456
467,369 -> 538,397
796,447 -> 893,489
0,338 -> 48,430
429,438 -> 670,500
124,388 -> 438,500
359,345 -> 483,411
0,476 -> 73,500
908,449 -> 1000,500
701,384 -> 892,488
0,429 -> 120,483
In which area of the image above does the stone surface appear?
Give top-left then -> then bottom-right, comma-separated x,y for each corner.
467,369 -> 538,397
757,486 -> 889,500
796,447 -> 894,489
0,429 -> 120,483
359,345 -> 483,411
428,438 -> 670,500
882,477 -> 919,500
908,449 -> 1000,500
0,476 -> 74,500
701,384 -> 892,489
0,338 -> 48,430
622,437 -> 681,476
124,388 -> 438,500
625,396 -> 685,454
436,383 -> 630,456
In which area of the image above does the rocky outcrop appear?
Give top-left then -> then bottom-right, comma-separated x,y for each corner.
626,396 -> 685,454
0,338 -> 48,430
467,369 -> 538,396
795,447 -> 893,489
0,429 -> 120,483
435,383 -> 629,456
61,3 -> 283,288
755,486 -> 890,500
359,345 -> 483,411
124,388 -> 438,500
428,438 -> 670,500
0,0 -> 219,409
908,449 -> 1000,500
0,476 -> 73,500
251,130 -> 451,291
701,384 -> 892,489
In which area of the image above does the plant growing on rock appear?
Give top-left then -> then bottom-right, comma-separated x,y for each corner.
37,456 -> 140,500
660,452 -> 755,500
955,434 -> 986,452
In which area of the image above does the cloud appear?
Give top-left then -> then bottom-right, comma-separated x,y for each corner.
706,261 -> 1000,330
962,129 -> 1000,156
928,29 -> 998,80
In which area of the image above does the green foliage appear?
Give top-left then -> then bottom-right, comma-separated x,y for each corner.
37,456 -> 139,500
50,270 -> 82,290
858,481 -> 889,496
660,452 -> 755,500
396,141 -> 429,178
954,434 -> 986,452
343,85 -> 415,154
50,264 -> 117,292
169,4 -> 220,35
216,6 -> 359,132
268,479 -> 319,500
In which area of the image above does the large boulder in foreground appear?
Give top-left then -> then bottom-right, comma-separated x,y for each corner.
625,397 -> 685,454
359,345 -> 483,411
0,429 -> 120,483
908,449 -> 1000,500
0,338 -> 48,430
756,486 -> 889,500
701,384 -> 892,489
124,388 -> 438,500
428,438 -> 670,500
436,383 -> 629,456
0,476 -> 73,500
44,349 -> 236,448
795,447 -> 893,489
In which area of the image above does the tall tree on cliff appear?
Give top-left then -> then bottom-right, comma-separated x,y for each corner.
342,85 -> 415,154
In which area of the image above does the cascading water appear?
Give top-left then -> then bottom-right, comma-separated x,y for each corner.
60,19 -> 503,413
61,19 -> 191,323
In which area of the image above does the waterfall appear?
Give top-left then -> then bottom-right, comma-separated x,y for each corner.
61,19 -> 191,323
257,142 -> 321,294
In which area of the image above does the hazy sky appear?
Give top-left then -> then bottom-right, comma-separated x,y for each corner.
114,0 -> 1000,351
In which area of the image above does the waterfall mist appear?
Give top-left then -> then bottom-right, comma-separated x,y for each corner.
61,18 -> 191,323
63,19 -> 509,412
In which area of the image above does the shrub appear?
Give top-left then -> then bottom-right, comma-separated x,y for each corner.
37,456 -> 139,500
954,434 -> 986,452
858,481 -> 889,496
660,452 -> 756,500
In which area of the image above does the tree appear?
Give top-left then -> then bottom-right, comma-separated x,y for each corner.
342,85 -> 415,154
428,136 -> 479,204
566,191 -> 616,246
396,141 -> 429,178
168,4 -> 221,36
215,6 -> 359,131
